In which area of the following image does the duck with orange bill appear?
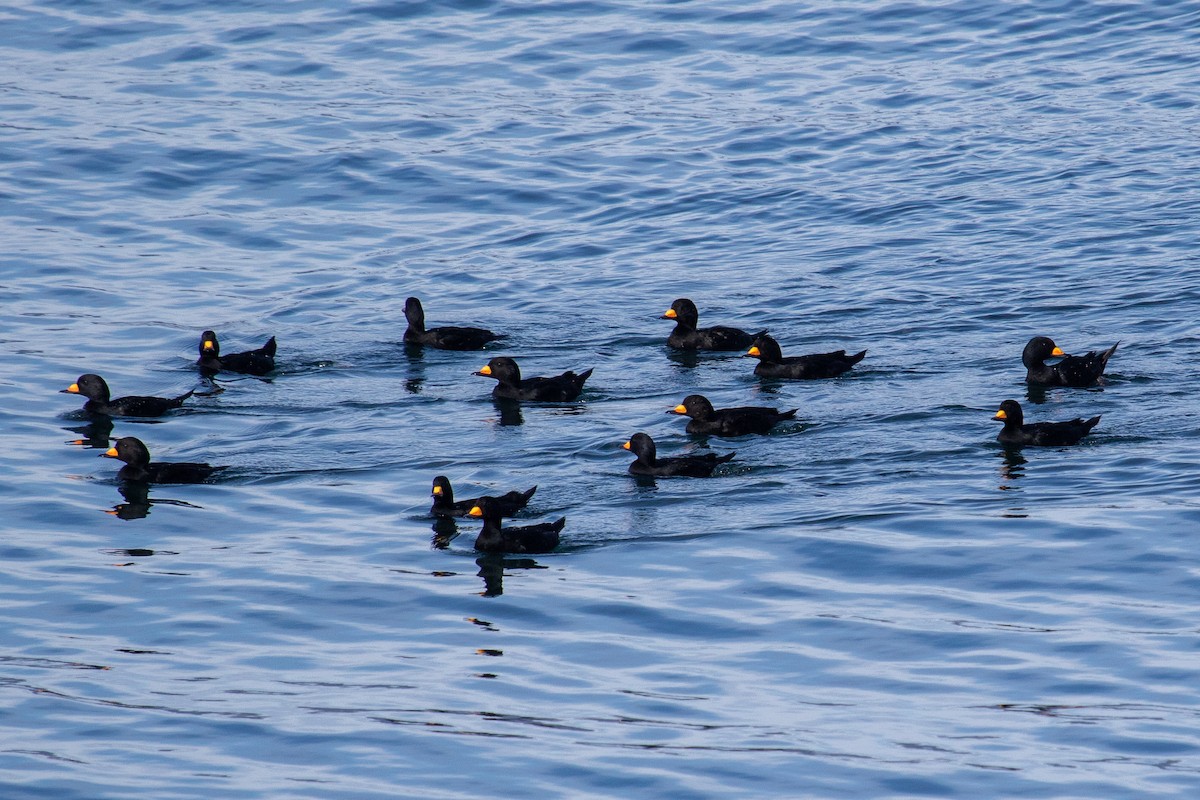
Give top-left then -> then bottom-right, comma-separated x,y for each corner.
992,400 -> 1100,447
468,496 -> 564,554
63,374 -> 193,417
197,330 -> 276,375
430,475 -> 536,518
623,432 -> 735,477
1022,336 -> 1118,387
661,298 -> 763,351
103,437 -> 226,483
474,357 -> 593,401
745,334 -> 865,379
668,394 -> 797,437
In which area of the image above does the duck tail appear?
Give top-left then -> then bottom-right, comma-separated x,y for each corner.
849,349 -> 867,364
1084,415 -> 1102,432
262,336 -> 278,357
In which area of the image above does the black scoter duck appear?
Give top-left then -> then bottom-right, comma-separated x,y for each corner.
1022,336 -> 1118,387
430,475 -> 537,518
198,330 -> 276,375
475,357 -> 593,401
992,399 -> 1100,447
623,432 -> 735,477
468,497 -> 564,554
404,297 -> 503,351
669,394 -> 797,437
103,437 -> 225,483
62,374 -> 193,417
746,334 -> 866,379
662,298 -> 763,351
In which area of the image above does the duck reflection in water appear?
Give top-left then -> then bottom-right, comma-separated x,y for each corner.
106,482 -> 203,520
492,397 -> 524,427
64,416 -> 115,449
475,555 -> 544,598
404,341 -> 425,394
996,449 -> 1028,505
430,516 -> 459,549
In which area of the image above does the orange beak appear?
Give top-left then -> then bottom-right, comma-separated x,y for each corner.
662,308 -> 677,319
64,383 -> 80,394
202,340 -> 216,352
477,364 -> 492,376
432,485 -> 442,496
671,404 -> 687,415
1051,346 -> 1066,357
104,446 -> 119,458
622,441 -> 631,450
468,505 -> 483,517
993,409 -> 1007,421
747,346 -> 761,357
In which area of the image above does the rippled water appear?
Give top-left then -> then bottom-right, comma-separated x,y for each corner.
5,0 -> 1200,797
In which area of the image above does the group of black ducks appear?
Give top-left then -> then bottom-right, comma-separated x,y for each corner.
61,297 -> 1119,553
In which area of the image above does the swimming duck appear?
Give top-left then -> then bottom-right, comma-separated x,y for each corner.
661,298 -> 763,351
430,475 -> 537,518
198,331 -> 276,375
404,297 -> 503,351
103,436 -> 225,483
474,357 -> 593,401
468,496 -> 564,554
62,374 -> 193,417
992,399 -> 1100,447
746,334 -> 866,379
623,432 -> 735,477
669,394 -> 797,437
1022,336 -> 1118,387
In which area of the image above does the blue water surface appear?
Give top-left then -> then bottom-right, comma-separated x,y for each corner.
3,0 -> 1200,797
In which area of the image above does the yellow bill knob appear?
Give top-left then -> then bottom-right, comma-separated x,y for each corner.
672,404 -> 687,415
104,446 -> 119,457
663,308 -> 677,319
202,340 -> 216,352
432,485 -> 442,496
747,346 -> 760,357
1051,346 -> 1066,356
468,505 -> 483,517
478,364 -> 492,376
993,409 -> 1007,420
622,441 -> 631,450
65,383 -> 80,394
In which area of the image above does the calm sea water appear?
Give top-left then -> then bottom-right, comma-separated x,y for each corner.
4,0 -> 1200,797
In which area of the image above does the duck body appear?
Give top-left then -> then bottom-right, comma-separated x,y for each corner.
103,436 -> 224,483
662,298 -> 763,351
1023,336 -> 1118,387
747,335 -> 865,379
198,331 -> 276,375
430,476 -> 537,518
63,374 -> 193,417
993,399 -> 1100,447
475,357 -> 593,401
468,497 -> 563,554
404,297 -> 502,351
670,394 -> 797,437
623,432 -> 735,477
